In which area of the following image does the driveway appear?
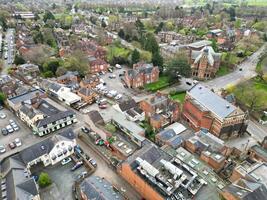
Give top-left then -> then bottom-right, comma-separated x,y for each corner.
78,139 -> 141,200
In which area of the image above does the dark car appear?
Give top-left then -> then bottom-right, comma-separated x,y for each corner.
186,81 -> 192,86
1,128 -> 8,136
71,161 -> 83,171
239,68 -> 243,71
81,127 -> 90,133
89,158 -> 97,167
9,142 -> 16,149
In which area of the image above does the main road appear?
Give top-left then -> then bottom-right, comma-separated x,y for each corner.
205,43 -> 267,91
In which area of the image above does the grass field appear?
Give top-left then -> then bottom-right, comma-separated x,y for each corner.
234,77 -> 267,111
217,65 -> 231,76
170,92 -> 186,103
247,0 -> 267,6
145,76 -> 171,92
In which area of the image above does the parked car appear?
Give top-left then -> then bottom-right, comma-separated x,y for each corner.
0,113 -> 6,119
109,74 -> 116,79
6,125 -> 14,133
186,81 -> 192,86
0,105 -> 3,110
61,157 -> 72,165
9,119 -> 15,124
1,128 -> 8,136
115,94 -> 122,100
89,158 -> 97,167
14,138 -> 22,147
9,142 -> 16,149
77,171 -> 88,179
71,161 -> 83,171
81,127 -> 90,133
115,64 -> 122,69
108,68 -> 113,73
0,145 -> 6,154
99,104 -> 108,109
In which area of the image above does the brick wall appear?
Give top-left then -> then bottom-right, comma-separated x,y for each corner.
117,163 -> 164,200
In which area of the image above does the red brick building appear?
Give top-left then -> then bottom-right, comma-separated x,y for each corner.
140,92 -> 180,129
124,63 -> 159,89
79,75 -> 100,89
182,84 -> 248,139
190,46 -> 221,80
75,39 -> 107,60
88,56 -> 110,74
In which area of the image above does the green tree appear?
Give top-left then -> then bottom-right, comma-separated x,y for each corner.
0,92 -> 6,104
152,51 -> 163,67
211,39 -> 218,52
63,50 -> 88,76
43,58 -> 60,75
229,6 -> 236,21
118,29 -> 125,39
165,54 -> 191,80
56,66 -> 67,77
142,33 -> 159,54
155,22 -> 164,34
42,71 -> 54,78
38,172 -> 52,188
32,30 -> 44,44
43,10 -> 55,23
14,54 -> 26,65
131,49 -> 140,65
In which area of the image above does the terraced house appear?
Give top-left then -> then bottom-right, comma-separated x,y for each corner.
7,89 -> 77,136
182,84 -> 248,139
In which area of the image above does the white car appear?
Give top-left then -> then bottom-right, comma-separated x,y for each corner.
115,64 -> 122,69
0,113 -> 6,119
14,138 -> 22,147
0,145 -> 6,154
6,125 -> 14,133
61,157 -> 72,165
115,94 -> 122,100
9,119 -> 15,124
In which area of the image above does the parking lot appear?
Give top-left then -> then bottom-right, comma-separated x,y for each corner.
0,108 -> 35,158
34,161 -> 87,200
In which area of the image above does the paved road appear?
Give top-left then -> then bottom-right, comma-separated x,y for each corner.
205,43 -> 267,91
2,29 -> 15,73
247,120 -> 267,142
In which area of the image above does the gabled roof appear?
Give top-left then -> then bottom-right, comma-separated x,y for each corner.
118,99 -> 137,112
188,84 -> 238,120
192,46 -> 221,66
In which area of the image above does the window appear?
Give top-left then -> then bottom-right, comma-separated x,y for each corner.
43,125 -> 47,128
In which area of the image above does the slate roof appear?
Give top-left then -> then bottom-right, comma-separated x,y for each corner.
127,63 -> 157,79
118,99 -> 137,112
36,110 -> 74,128
192,46 -> 221,66
80,176 -> 123,200
57,71 -> 78,81
188,84 -> 237,120
223,179 -> 267,200
10,128 -> 75,164
8,89 -> 45,105
157,129 -> 176,141
19,104 -> 37,119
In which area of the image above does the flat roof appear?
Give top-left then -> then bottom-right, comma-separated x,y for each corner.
166,122 -> 187,135
187,40 -> 212,49
111,111 -> 145,141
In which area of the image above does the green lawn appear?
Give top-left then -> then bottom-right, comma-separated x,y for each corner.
144,76 -> 171,92
247,0 -> 267,6
217,65 -> 231,76
257,55 -> 267,73
107,45 -> 131,63
234,78 -> 267,111
170,92 -> 186,103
